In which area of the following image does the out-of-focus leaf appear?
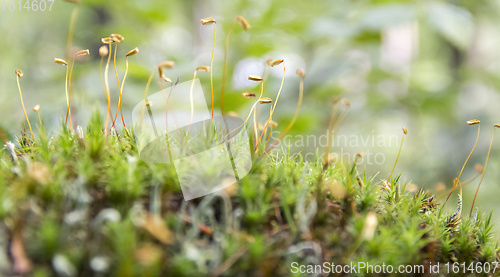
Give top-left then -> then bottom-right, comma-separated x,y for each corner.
142,213 -> 174,244
427,2 -> 474,50
361,4 -> 416,30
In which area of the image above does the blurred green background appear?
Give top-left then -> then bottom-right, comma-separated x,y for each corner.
1,0 -> 500,222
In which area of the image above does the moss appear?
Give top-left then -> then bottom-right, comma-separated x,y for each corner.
0,113 -> 498,276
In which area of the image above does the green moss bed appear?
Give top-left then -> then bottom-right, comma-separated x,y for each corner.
0,113 -> 498,277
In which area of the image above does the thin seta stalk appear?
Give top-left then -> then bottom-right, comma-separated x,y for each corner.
225,97 -> 272,141
434,164 -> 483,202
388,127 -> 408,186
140,71 -> 156,128
323,97 -> 350,164
444,119 -> 481,208
316,98 -> 349,202
263,60 -> 285,149
66,49 -> 89,128
256,59 -> 285,151
33,105 -> 42,128
323,97 -> 341,164
15,70 -> 36,146
101,37 -> 114,135
157,61 -> 175,132
109,34 -> 125,133
54,58 -> 69,126
247,75 -> 264,147
63,0 -> 81,127
265,68 -> 305,154
98,44 -> 112,136
112,47 -> 138,136
221,16 -> 251,116
201,17 -> 217,119
253,102 -> 259,145
332,99 -> 350,137
64,0 -> 80,58
470,123 -> 500,216
187,66 -> 210,135
164,78 -> 180,138
63,0 -> 80,114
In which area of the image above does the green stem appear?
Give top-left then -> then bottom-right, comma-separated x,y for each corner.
265,76 -> 303,154
104,43 -> 113,135
210,23 -> 216,119
388,135 -> 405,184
16,76 -> 36,146
221,19 -> 236,116
470,128 -> 496,216
444,124 -> 480,207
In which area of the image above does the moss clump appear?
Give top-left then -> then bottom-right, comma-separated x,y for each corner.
0,113 -> 498,276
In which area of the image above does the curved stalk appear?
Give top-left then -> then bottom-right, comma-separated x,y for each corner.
33,106 -> 42,129
187,71 -> 197,135
99,54 -> 112,135
210,23 -> 216,119
66,58 -> 75,127
64,2 -> 79,128
111,42 -> 122,128
253,105 -> 258,146
264,75 -> 304,155
221,19 -> 236,116
323,100 -> 340,164
164,81 -> 177,132
66,3 -> 79,58
264,64 -> 286,149
16,75 -> 36,146
65,49 -> 89,129
187,66 -> 209,136
444,123 -> 481,207
64,64 -> 69,126
112,56 -> 130,136
104,43 -> 114,135
226,100 -> 261,140
120,58 -> 130,133
256,62 -> 285,150
332,107 -> 349,136
388,129 -> 407,183
221,16 -> 250,116
253,82 -> 264,144
435,171 -> 481,202
37,111 -> 42,127
470,127 -> 497,216
140,71 -> 156,128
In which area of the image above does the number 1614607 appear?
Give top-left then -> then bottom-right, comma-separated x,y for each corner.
1,0 -> 54,11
